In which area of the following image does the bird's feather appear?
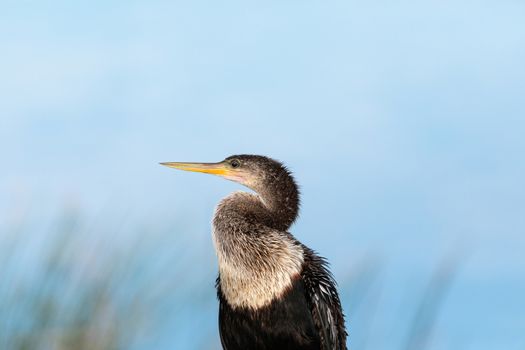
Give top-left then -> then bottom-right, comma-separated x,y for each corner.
301,246 -> 347,350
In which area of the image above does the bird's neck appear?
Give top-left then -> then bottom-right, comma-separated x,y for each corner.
257,176 -> 299,231
212,191 -> 304,310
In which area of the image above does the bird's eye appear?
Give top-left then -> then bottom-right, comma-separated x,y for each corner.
230,159 -> 240,168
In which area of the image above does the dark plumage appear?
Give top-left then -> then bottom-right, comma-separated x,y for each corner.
161,155 -> 347,350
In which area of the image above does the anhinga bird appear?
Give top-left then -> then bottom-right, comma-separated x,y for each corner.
161,155 -> 347,350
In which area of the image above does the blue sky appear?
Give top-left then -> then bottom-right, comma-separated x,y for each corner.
1,1 -> 524,349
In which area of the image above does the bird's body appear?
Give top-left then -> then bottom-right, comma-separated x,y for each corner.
217,248 -> 345,350
161,155 -> 347,350
218,270 -> 319,349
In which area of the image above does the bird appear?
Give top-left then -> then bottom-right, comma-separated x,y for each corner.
161,155 -> 347,350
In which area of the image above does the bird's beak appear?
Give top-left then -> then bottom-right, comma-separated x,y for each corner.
160,162 -> 231,176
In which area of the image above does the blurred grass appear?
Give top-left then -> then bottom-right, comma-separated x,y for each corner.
0,210 -> 460,350
0,211 -> 187,350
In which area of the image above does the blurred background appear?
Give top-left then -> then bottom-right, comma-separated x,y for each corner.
1,0 -> 524,349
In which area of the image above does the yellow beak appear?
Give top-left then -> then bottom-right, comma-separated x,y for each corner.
160,162 -> 230,176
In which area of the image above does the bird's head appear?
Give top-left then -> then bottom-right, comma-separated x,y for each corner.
160,155 -> 291,193
162,154 -> 300,228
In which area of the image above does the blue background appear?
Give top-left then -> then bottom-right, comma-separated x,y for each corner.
1,1 -> 524,349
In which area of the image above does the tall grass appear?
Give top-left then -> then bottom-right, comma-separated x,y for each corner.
0,211 -> 187,350
0,211 -> 459,350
